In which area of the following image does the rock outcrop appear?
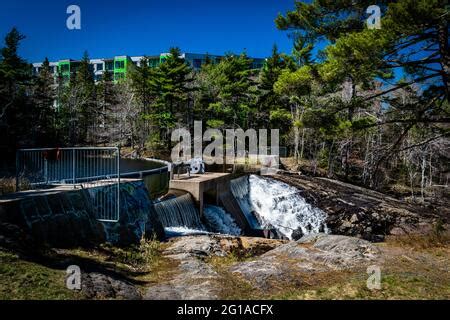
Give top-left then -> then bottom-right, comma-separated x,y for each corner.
81,272 -> 142,300
230,234 -> 380,290
162,235 -> 287,258
145,236 -> 223,300
0,222 -> 39,255
144,235 -> 286,300
273,174 -> 448,241
144,256 -> 220,300
144,234 -> 380,299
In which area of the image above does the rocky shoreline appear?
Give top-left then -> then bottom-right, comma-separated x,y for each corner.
273,173 -> 449,241
1,174 -> 448,300
145,234 -> 381,300
1,230 -> 449,300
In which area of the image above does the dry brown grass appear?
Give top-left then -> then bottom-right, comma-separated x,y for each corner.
386,228 -> 450,250
207,233 -> 450,300
271,236 -> 450,300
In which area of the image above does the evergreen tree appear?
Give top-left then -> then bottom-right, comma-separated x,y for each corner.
78,51 -> 96,143
58,51 -> 96,144
276,0 -> 449,185
130,56 -> 158,151
32,57 -> 56,144
0,28 -> 32,159
258,45 -> 295,134
96,70 -> 117,144
0,28 -> 29,98
208,53 -> 255,129
153,47 -> 193,150
277,0 -> 449,120
193,61 -> 220,126
274,64 -> 317,161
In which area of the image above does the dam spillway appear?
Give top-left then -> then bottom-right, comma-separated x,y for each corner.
230,175 -> 329,239
153,193 -> 204,230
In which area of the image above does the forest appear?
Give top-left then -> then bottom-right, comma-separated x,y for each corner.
0,0 -> 449,199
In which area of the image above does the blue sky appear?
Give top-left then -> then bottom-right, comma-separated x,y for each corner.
0,0 -> 297,63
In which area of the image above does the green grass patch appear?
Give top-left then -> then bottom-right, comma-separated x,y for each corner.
0,251 -> 81,300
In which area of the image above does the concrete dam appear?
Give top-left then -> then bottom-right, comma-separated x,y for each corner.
1,156 -> 329,246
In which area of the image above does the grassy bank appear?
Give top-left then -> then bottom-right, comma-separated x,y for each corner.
1,234 -> 448,300
0,237 -> 177,300
0,251 -> 80,300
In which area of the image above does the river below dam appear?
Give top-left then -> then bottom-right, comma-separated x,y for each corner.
154,174 -> 328,240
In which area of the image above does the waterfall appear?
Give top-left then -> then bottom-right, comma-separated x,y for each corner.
153,194 -> 204,230
153,175 -> 325,240
231,175 -> 328,240
153,194 -> 241,237
203,205 -> 242,236
230,176 -> 262,230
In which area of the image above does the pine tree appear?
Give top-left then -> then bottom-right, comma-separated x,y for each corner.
32,57 -> 56,144
208,53 -> 255,129
258,45 -> 295,133
0,28 -> 32,159
154,47 -> 193,150
193,61 -> 220,126
276,0 -> 449,185
0,28 -> 29,98
77,51 -> 96,143
96,70 -> 117,144
58,51 -> 96,144
129,56 -> 157,152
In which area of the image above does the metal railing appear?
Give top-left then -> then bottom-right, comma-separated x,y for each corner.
16,147 -> 120,222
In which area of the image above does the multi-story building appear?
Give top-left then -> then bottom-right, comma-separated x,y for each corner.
32,52 -> 266,83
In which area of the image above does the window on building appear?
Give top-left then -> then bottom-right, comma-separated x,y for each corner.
115,61 -> 125,69
193,59 -> 202,69
106,61 -> 114,71
149,59 -> 159,68
60,64 -> 69,73
71,62 -> 81,73
96,63 -> 103,71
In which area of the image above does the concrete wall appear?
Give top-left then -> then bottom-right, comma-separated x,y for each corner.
88,180 -> 164,245
0,180 -> 164,248
0,188 -> 105,247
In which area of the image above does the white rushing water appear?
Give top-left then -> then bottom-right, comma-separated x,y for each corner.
164,227 -> 211,237
153,194 -> 242,237
203,205 -> 242,236
153,194 -> 204,230
231,175 -> 328,240
230,176 -> 262,230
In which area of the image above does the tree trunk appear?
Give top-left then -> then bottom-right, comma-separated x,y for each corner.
421,152 -> 426,201
428,152 -> 433,187
327,139 -> 335,178
438,21 -> 450,101
343,78 -> 355,180
300,128 -> 306,159
299,107 -> 306,160
291,102 -> 300,162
